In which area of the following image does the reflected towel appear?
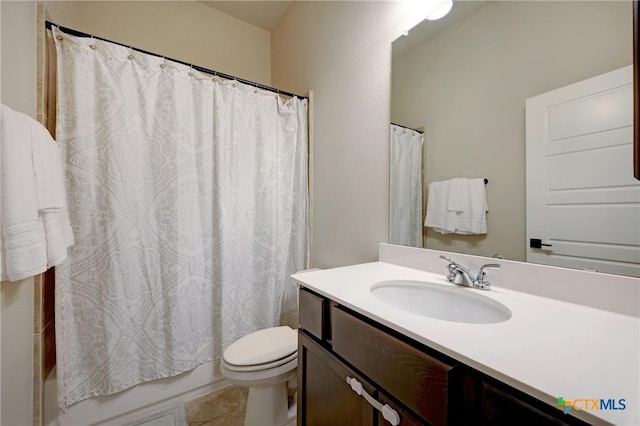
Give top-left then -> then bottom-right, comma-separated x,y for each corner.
425,180 -> 457,233
451,178 -> 488,234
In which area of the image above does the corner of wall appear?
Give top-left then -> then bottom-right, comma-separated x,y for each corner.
1,2 -> 39,425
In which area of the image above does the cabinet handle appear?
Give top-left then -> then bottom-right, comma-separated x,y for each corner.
346,376 -> 400,425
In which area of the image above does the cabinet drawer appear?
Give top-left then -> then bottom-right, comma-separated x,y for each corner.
331,304 -> 455,426
298,287 -> 326,341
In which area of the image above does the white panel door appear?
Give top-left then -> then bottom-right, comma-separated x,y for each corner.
526,65 -> 640,277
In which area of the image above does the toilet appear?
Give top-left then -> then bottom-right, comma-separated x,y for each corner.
220,325 -> 298,426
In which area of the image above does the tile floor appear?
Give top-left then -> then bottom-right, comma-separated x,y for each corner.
185,385 -> 296,426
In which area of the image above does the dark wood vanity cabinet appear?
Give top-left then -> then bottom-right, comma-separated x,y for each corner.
297,287 -> 591,426
299,332 -> 374,425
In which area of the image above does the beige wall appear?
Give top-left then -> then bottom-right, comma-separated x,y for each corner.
272,1 -> 413,268
1,1 -> 38,424
44,0 -> 272,85
391,1 -> 632,261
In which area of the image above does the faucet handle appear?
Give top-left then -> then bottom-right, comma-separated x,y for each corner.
439,255 -> 460,282
476,263 -> 501,288
439,255 -> 469,270
439,255 -> 472,273
479,263 -> 501,271
438,255 -> 455,264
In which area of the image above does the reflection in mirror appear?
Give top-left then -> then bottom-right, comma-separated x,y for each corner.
390,1 -> 639,277
389,124 -> 424,247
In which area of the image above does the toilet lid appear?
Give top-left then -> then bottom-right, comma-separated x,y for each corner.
223,326 -> 297,366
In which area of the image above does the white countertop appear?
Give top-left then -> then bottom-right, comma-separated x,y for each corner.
292,261 -> 640,426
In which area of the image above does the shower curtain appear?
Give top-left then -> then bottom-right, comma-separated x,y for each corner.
389,124 -> 424,247
52,28 -> 308,410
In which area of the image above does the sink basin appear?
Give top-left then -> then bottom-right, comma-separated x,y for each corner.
370,280 -> 511,324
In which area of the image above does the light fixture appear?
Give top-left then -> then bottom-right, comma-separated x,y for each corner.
426,0 -> 453,20
401,0 -> 454,36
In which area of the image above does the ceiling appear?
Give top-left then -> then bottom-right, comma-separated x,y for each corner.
198,1 -> 293,31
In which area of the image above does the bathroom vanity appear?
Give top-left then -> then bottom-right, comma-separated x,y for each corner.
292,245 -> 639,426
298,286 -> 589,425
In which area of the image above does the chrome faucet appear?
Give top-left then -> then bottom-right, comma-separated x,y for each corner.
439,255 -> 501,290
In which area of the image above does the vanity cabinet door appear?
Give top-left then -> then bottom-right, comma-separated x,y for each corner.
298,330 -> 375,426
481,382 -> 589,426
376,393 -> 425,426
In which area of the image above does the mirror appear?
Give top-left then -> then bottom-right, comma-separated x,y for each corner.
391,1 -> 638,276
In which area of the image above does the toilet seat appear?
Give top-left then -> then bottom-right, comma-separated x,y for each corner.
222,351 -> 297,372
220,325 -> 301,426
220,355 -> 297,387
222,326 -> 297,372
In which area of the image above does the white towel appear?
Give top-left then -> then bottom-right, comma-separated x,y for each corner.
450,178 -> 488,235
425,178 -> 488,235
0,105 -> 47,280
42,210 -> 74,268
28,113 -> 74,267
0,104 -> 74,281
447,178 -> 468,213
30,118 -> 66,212
424,180 -> 457,234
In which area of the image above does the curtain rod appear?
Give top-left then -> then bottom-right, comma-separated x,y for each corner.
45,21 -> 308,100
391,122 -> 424,134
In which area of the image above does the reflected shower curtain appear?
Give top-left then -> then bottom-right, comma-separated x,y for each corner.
52,28 -> 308,410
389,124 -> 423,247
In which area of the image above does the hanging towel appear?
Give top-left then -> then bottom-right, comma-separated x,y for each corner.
30,118 -> 67,211
424,180 -> 457,234
0,104 -> 47,280
425,178 -> 488,235
447,178 -> 468,213
450,177 -> 488,234
0,104 -> 74,281
28,115 -> 75,266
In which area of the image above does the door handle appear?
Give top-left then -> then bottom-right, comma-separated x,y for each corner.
346,376 -> 400,425
530,238 -> 552,249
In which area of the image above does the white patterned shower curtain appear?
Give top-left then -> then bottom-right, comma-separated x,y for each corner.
389,124 -> 424,247
52,28 -> 308,410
